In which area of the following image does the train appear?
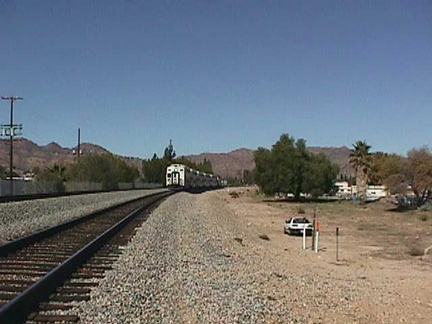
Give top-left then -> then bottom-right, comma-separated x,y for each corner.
165,164 -> 221,189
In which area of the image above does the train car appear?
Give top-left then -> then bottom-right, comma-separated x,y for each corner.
166,163 -> 221,190
166,164 -> 191,188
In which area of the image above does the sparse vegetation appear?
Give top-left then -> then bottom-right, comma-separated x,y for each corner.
297,206 -> 305,214
239,191 -> 432,259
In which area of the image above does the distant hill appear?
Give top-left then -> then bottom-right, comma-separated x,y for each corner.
184,146 -> 353,179
0,138 -> 352,179
184,148 -> 255,179
308,146 -> 353,177
0,138 -> 138,175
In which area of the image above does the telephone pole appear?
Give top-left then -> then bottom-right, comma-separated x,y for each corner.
77,127 -> 81,161
1,96 -> 23,195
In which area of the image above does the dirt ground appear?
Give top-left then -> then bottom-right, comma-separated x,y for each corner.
220,187 -> 432,323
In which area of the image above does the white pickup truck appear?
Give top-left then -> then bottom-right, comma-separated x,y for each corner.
284,217 -> 313,235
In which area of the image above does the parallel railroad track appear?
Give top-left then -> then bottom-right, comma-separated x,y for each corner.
0,190 -> 174,324
0,188 -> 162,204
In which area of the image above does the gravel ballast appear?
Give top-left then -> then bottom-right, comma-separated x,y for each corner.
76,191 -> 282,323
73,191 -> 367,323
0,189 -> 166,243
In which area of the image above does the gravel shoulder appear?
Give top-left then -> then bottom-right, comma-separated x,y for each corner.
0,189 -> 166,243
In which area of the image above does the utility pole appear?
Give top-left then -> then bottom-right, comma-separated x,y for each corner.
1,96 -> 23,196
77,127 -> 81,161
73,128 -> 82,162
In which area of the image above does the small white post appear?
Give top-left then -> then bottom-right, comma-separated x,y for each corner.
314,231 -> 319,253
302,228 -> 306,249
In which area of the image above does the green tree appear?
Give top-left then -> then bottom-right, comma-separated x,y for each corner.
370,152 -> 403,185
67,154 -> 139,190
404,148 -> 432,206
163,140 -> 176,162
141,139 -> 179,184
197,158 -> 213,174
292,138 -> 310,199
384,147 -> 432,207
254,146 -> 277,195
142,154 -> 169,184
254,134 -> 338,199
271,134 -> 298,196
303,154 -> 339,198
349,141 -> 372,202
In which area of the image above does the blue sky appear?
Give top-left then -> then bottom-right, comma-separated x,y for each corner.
0,1 -> 431,159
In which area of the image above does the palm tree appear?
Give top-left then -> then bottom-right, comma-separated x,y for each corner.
349,141 -> 372,202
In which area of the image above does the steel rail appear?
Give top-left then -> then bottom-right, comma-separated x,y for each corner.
0,190 -> 173,323
0,190 -> 167,256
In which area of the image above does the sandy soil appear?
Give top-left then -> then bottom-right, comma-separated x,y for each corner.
218,187 -> 432,323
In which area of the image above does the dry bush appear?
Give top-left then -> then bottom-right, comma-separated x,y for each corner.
419,214 -> 428,222
259,234 -> 270,241
229,191 -> 239,198
409,244 -> 425,256
297,207 -> 306,214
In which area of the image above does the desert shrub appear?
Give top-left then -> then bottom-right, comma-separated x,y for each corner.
419,214 -> 428,222
297,207 -> 306,214
409,244 -> 424,256
259,234 -> 270,241
229,191 -> 239,198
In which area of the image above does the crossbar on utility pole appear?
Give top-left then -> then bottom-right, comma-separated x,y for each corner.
1,96 -> 23,196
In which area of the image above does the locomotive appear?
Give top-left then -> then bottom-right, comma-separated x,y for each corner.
165,164 -> 221,189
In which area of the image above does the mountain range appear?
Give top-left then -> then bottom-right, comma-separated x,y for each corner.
0,138 -> 353,179
185,146 -> 353,179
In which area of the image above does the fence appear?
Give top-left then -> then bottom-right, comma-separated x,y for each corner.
0,179 -> 163,197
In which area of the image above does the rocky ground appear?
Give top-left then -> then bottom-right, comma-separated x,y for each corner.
0,189 -> 166,243
71,189 -> 432,323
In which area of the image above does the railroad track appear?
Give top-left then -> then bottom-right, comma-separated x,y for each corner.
0,190 -> 173,324
0,187 -> 163,204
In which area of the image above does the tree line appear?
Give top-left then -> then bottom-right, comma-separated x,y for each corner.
33,153 -> 140,191
350,140 -> 432,207
253,134 -> 432,208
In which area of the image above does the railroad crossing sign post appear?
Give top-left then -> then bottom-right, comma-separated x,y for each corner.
1,96 -> 23,196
